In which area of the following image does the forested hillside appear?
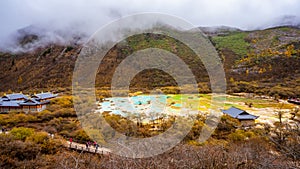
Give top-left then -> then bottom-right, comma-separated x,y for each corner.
0,26 -> 300,97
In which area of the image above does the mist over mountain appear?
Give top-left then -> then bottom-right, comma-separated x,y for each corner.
260,15 -> 300,30
1,2 -> 300,168
0,24 -> 88,53
1,0 -> 300,53
1,16 -> 300,54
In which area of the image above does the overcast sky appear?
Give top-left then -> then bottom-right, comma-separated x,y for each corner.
1,0 -> 300,48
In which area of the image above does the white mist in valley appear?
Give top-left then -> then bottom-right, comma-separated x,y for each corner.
1,0 -> 300,53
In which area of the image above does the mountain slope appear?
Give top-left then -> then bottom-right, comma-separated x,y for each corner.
0,26 -> 300,97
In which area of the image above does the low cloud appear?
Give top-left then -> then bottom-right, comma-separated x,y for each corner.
1,0 -> 300,52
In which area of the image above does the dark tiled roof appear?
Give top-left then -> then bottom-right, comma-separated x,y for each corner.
19,99 -> 43,106
288,98 -> 300,105
0,99 -> 48,107
32,92 -> 57,100
0,101 -> 22,107
222,107 -> 259,120
2,93 -> 28,100
222,107 -> 245,118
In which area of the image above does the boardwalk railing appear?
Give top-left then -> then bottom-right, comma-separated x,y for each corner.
1,130 -> 112,155
66,141 -> 111,155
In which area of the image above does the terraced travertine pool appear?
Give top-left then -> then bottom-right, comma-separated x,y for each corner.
96,94 -> 298,125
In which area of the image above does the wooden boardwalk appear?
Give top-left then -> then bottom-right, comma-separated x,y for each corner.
1,130 -> 112,155
65,141 -> 111,155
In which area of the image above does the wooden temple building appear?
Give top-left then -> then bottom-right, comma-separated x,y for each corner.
0,92 -> 57,113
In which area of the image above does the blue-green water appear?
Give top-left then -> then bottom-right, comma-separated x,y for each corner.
98,95 -> 169,117
96,95 -> 202,122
